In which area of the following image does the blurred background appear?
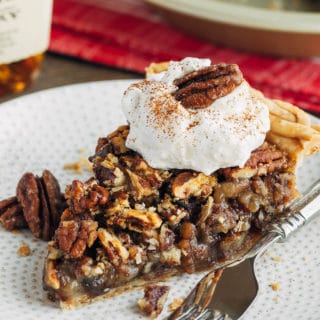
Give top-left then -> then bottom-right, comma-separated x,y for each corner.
1,0 -> 320,114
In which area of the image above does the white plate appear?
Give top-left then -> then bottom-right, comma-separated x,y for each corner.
0,80 -> 320,320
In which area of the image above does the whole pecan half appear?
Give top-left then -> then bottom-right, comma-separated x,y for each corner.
0,170 -> 65,240
173,63 -> 243,109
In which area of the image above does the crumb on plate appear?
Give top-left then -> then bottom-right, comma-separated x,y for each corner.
138,285 -> 170,318
271,256 -> 282,262
17,242 -> 31,257
169,298 -> 184,312
10,229 -> 21,235
270,282 -> 280,291
63,156 -> 92,174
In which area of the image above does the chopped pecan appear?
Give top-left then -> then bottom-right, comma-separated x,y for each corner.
202,202 -> 238,234
138,285 -> 170,318
56,219 -> 98,258
107,208 -> 162,233
77,257 -> 105,278
173,63 -> 243,109
159,223 -> 175,251
197,196 -> 214,227
85,185 -> 109,209
180,222 -> 197,240
43,259 -> 60,290
97,228 -> 129,266
65,179 -> 109,214
160,246 -> 181,266
178,222 -> 198,273
213,180 -> 250,203
220,142 -> 288,179
106,190 -> 130,215
171,172 -> 217,200
219,232 -> 247,257
98,153 -> 126,187
128,245 -> 146,265
95,125 -> 129,154
157,195 -> 188,226
122,155 -> 163,200
0,202 -> 26,230
0,196 -> 18,212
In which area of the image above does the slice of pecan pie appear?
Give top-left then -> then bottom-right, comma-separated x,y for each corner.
43,59 -> 320,310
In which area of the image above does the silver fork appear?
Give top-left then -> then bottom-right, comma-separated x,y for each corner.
169,178 -> 320,320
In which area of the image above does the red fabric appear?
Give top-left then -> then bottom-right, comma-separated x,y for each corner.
49,0 -> 320,114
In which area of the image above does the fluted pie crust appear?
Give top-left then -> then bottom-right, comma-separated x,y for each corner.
43,64 -> 320,311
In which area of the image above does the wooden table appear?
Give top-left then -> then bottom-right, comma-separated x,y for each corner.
0,53 -> 142,104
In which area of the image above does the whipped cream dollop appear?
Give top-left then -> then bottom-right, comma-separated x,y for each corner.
122,58 -> 270,175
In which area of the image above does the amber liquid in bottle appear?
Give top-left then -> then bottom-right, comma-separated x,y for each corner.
0,54 -> 44,96
0,0 -> 52,97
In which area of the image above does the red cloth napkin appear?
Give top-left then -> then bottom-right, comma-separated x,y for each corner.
50,0 -> 320,114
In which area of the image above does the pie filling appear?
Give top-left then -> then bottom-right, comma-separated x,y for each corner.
43,125 -> 298,308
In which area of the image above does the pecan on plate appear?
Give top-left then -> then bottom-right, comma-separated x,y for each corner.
0,170 -> 65,240
0,196 -> 26,230
173,63 -> 243,109
138,285 -> 170,318
16,173 -> 42,238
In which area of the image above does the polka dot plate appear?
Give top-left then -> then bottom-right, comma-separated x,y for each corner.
0,80 -> 319,320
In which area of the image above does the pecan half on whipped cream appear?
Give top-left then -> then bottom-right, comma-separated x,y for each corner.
173,63 -> 243,109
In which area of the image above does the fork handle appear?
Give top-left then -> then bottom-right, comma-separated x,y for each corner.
268,179 -> 320,240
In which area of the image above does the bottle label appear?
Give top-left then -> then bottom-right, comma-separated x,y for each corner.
0,0 -> 53,64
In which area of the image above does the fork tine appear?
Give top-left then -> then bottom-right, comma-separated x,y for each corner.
211,310 -> 231,320
168,269 -> 224,320
174,305 -> 198,320
193,308 -> 213,320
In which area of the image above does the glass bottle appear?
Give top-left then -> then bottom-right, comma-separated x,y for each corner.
0,0 -> 53,96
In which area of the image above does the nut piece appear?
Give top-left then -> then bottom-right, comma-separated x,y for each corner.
56,219 -> 98,258
173,63 -> 243,109
16,173 -> 41,238
171,172 -> 217,200
138,285 -> 170,318
97,228 -> 129,267
220,142 -> 288,179
0,170 -> 66,240
42,169 -> 64,231
107,208 -> 162,233
37,177 -> 52,241
122,155 -> 164,200
65,179 -> 109,214
0,197 -> 26,231
17,242 -> 31,257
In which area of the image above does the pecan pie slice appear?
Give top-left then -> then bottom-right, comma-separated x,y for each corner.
44,125 -> 304,309
43,60 -> 320,311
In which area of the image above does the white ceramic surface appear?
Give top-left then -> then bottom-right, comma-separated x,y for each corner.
0,80 -> 319,320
